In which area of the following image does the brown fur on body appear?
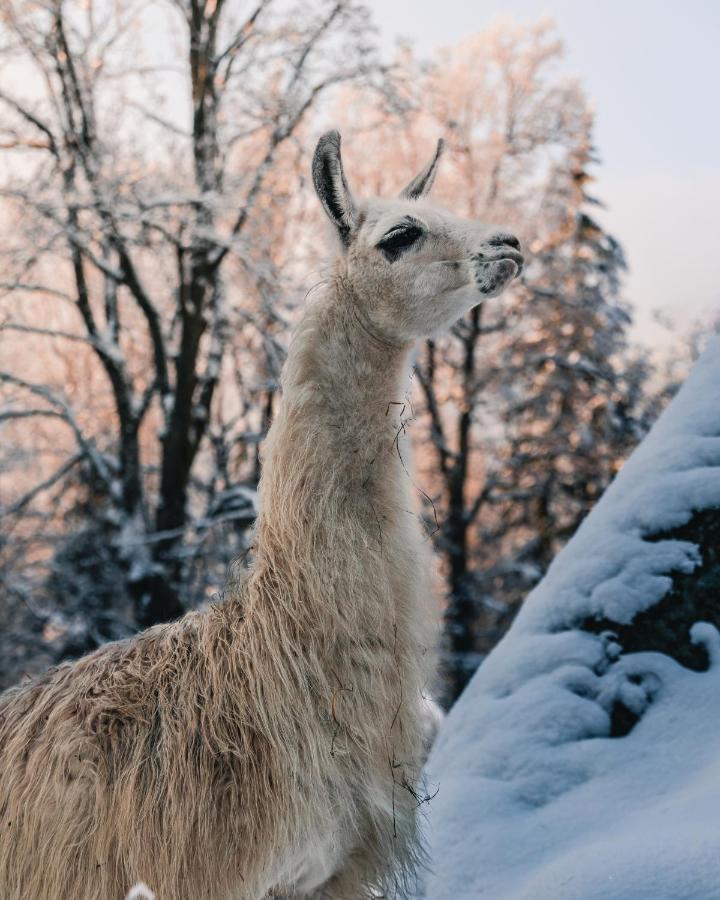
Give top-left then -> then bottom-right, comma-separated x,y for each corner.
0,132 -> 523,899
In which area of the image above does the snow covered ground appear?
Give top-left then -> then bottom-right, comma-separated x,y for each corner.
421,336 -> 720,899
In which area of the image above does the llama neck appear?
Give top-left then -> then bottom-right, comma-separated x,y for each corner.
280,279 -> 413,460
236,278 -> 436,788
247,278 -> 422,633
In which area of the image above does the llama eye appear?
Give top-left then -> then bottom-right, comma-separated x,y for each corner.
378,225 -> 423,261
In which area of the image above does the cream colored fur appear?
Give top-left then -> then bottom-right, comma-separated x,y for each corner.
0,132 -> 522,899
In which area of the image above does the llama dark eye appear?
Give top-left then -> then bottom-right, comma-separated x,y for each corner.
378,225 -> 423,261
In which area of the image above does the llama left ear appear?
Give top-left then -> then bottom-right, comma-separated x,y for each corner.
312,130 -> 357,246
399,139 -> 445,200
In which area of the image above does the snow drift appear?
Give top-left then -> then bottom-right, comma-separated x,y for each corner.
422,335 -> 720,899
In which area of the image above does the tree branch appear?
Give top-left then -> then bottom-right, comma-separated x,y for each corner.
0,451 -> 83,518
0,371 -> 113,488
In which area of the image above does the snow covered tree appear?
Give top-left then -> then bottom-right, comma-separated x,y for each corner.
0,0 -> 378,683
460,139 -> 653,696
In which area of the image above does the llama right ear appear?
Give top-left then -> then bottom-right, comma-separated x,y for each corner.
399,138 -> 445,200
312,130 -> 357,246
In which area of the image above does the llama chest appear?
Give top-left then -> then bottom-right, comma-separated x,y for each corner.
272,826 -> 354,895
266,764 -> 416,897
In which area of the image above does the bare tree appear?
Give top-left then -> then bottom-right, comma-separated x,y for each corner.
0,0 -> 378,667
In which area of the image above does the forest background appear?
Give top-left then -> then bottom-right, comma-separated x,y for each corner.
0,0 -> 716,703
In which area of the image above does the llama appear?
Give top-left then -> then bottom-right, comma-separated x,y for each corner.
0,131 -> 523,899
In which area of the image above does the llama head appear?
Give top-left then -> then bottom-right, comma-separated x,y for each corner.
312,130 -> 524,342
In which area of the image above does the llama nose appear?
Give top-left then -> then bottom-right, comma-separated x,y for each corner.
487,232 -> 521,249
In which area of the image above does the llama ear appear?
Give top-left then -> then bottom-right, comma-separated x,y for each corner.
399,138 -> 445,200
312,130 -> 357,245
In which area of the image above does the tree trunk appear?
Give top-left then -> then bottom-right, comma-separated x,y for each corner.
443,512 -> 474,705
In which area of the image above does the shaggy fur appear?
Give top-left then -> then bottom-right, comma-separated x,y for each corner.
0,132 -> 522,899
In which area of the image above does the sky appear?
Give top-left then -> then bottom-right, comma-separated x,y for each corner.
366,0 -> 720,350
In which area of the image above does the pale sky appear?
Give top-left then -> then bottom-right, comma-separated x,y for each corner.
366,0 -> 720,349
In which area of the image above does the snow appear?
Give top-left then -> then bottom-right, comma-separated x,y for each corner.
421,336 -> 720,899
125,884 -> 155,900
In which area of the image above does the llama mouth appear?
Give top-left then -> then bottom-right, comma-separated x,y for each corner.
473,257 -> 521,295
492,250 -> 524,276
497,258 -> 523,280
472,248 -> 524,278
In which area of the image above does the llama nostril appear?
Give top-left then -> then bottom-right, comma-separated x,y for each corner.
488,233 -> 521,249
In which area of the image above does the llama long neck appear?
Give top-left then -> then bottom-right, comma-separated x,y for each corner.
259,276 -> 416,570
238,275 -> 434,708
